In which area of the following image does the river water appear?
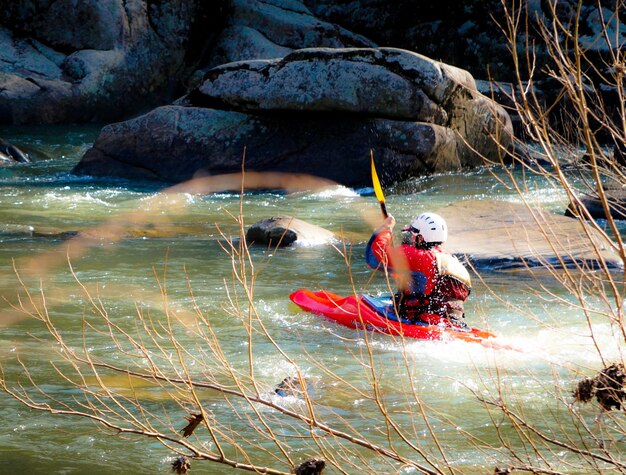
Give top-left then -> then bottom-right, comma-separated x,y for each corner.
0,126 -> 623,474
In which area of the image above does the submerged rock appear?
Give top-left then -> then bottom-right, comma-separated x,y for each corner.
274,376 -> 309,398
243,199 -> 621,273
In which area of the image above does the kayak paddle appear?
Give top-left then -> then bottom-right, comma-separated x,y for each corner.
370,150 -> 388,218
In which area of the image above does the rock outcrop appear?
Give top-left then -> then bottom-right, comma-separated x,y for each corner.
0,0 -> 372,125
1,0 -> 624,132
0,0 -> 226,124
304,0 -> 512,81
73,47 -> 513,186
304,0 -> 626,84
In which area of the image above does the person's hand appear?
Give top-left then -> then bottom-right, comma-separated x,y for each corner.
382,214 -> 396,230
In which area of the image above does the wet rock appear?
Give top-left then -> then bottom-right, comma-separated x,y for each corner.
246,216 -> 334,247
31,230 -> 81,240
573,363 -> 626,411
171,456 -> 191,474
0,138 -> 30,163
442,199 -> 623,270
274,376 -> 308,397
564,180 -> 626,221
293,458 -> 325,475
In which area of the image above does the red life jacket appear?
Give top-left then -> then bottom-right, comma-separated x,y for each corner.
365,227 -> 470,301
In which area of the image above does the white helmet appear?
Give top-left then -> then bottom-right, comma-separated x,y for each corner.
403,212 -> 448,244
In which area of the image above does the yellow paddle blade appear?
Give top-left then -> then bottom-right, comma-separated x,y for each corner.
370,151 -> 388,218
370,152 -> 385,204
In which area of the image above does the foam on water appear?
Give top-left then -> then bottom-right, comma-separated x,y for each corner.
274,293 -> 621,376
41,191 -> 114,208
297,185 -> 360,199
289,236 -> 336,247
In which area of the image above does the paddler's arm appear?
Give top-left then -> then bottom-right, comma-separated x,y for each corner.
365,215 -> 396,269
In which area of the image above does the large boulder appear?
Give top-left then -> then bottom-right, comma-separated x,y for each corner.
198,48 -> 461,121
73,105 -> 462,185
73,47 -> 513,186
0,0 -> 226,124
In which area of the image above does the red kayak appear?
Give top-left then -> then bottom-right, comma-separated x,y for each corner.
289,289 -> 496,344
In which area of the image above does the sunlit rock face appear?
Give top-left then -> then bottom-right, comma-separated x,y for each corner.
73,47 -> 512,186
0,0 -> 515,184
442,200 -> 623,271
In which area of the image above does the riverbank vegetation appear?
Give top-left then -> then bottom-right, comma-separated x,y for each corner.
1,2 -> 625,474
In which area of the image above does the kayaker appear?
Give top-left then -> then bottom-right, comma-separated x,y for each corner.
365,212 -> 471,328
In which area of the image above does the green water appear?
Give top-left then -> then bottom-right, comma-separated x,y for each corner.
0,126 -> 623,474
